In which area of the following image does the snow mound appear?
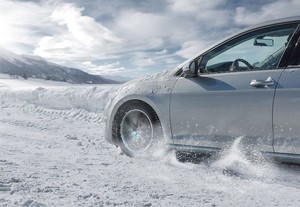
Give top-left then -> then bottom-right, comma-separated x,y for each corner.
0,86 -> 114,112
0,75 -> 119,123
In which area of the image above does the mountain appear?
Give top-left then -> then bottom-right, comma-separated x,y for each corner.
0,48 -> 117,84
102,75 -> 134,83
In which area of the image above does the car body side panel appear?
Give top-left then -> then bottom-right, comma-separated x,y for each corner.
170,70 -> 283,152
273,68 -> 300,154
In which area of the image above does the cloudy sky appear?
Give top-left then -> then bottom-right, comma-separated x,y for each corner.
1,0 -> 300,77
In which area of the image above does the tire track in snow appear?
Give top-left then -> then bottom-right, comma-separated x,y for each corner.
0,104 -> 109,206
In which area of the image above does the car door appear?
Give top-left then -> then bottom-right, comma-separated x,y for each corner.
273,33 -> 300,155
170,23 -> 298,152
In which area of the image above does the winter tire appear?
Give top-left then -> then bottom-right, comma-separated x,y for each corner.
113,101 -> 162,157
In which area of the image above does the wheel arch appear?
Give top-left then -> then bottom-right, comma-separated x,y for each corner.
109,95 -> 172,147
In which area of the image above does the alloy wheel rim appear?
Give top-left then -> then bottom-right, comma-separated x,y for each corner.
120,109 -> 154,154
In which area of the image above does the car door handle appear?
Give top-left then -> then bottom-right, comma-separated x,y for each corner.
250,76 -> 275,87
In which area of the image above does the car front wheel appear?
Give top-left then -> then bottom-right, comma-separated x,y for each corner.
113,102 -> 162,157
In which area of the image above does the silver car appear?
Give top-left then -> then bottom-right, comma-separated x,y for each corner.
105,16 -> 300,164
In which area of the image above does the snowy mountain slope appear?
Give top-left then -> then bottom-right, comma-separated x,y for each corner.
102,74 -> 133,83
0,77 -> 300,206
0,48 -> 117,84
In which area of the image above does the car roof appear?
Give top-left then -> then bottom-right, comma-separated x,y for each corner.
176,16 -> 300,71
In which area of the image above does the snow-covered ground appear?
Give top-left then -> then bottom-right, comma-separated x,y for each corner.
0,74 -> 300,207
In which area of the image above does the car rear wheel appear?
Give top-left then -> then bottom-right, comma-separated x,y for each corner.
113,102 -> 162,157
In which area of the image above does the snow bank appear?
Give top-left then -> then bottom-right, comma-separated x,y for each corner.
0,86 -> 116,112
0,74 -> 120,113
0,75 -> 123,124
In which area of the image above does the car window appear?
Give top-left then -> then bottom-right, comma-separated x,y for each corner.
199,24 -> 298,74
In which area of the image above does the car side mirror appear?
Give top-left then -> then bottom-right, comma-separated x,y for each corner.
183,60 -> 199,78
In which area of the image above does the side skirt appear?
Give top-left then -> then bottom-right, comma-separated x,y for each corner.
167,144 -> 220,155
167,144 -> 300,165
263,152 -> 300,165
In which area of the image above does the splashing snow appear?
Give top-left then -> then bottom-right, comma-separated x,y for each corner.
212,136 -> 275,178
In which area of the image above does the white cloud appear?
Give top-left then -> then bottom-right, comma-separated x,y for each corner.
80,61 -> 125,75
156,49 -> 168,55
114,10 -> 196,49
116,11 -> 167,40
166,0 -> 233,59
165,57 -> 178,64
130,52 -> 156,67
167,0 -> 231,27
234,0 -> 300,25
167,0 -> 226,13
34,3 -> 122,61
114,11 -> 169,51
194,9 -> 232,28
176,40 -> 210,59
0,0 -> 53,53
51,4 -> 121,45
